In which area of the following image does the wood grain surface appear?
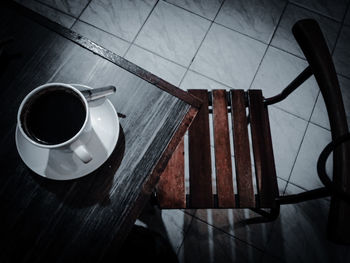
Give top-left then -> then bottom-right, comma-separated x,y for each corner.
231,90 -> 255,208
212,90 -> 235,208
248,90 -> 278,208
188,90 -> 213,208
157,138 -> 186,209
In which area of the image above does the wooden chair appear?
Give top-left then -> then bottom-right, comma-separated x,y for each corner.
155,19 -> 350,244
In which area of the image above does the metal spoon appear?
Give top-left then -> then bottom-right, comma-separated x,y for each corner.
80,85 -> 116,101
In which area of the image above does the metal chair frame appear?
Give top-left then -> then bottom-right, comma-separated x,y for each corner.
156,19 -> 350,244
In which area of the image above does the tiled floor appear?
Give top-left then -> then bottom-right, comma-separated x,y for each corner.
15,0 -> 350,262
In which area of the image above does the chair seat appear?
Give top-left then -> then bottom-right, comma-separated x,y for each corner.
156,89 -> 279,209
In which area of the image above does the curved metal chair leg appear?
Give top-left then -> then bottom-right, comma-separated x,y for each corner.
238,205 -> 280,225
251,205 -> 280,221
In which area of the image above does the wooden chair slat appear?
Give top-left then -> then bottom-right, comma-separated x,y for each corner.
231,90 -> 255,208
157,138 -> 185,209
188,89 -> 213,208
249,90 -> 278,208
212,90 -> 235,208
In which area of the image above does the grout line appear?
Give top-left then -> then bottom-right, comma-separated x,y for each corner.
131,43 -> 187,68
70,0 -> 93,29
33,0 -> 76,19
271,104 -> 310,123
269,44 -> 307,60
123,0 -> 159,57
247,1 -> 289,91
188,212 -> 266,253
277,176 -> 288,183
122,44 -> 133,58
247,45 -> 269,91
177,0 -> 226,88
284,179 -> 331,203
338,72 -> 350,80
285,180 -> 311,192
282,126 -> 308,195
213,21 -> 269,45
185,68 -> 233,89
278,170 -> 320,194
164,0 -> 214,22
330,1 -> 350,54
331,27 -> 343,55
290,1 -> 346,23
68,19 -> 131,46
175,213 -> 196,255
30,0 -> 79,27
308,120 -> 331,132
267,1 -> 289,46
282,89 -> 321,195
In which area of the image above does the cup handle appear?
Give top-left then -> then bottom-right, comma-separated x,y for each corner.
70,141 -> 92,163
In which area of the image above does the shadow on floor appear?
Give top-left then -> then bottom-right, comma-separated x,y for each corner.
134,202 -> 286,263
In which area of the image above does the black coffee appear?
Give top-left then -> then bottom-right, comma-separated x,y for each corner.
21,87 -> 86,145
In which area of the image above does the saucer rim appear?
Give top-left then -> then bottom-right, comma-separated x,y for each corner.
15,84 -> 119,180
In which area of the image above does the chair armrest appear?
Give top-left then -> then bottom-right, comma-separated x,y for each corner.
264,66 -> 312,106
294,19 -> 350,244
292,19 -> 348,138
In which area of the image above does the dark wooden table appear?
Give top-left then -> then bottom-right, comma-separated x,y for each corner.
0,2 -> 200,262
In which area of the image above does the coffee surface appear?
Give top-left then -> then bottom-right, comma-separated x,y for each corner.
24,88 -> 86,145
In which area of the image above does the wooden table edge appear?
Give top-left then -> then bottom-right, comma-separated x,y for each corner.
101,106 -> 198,258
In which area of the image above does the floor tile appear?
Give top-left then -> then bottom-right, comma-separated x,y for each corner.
125,45 -> 187,86
36,0 -> 89,17
251,46 -> 319,121
193,208 -> 274,251
137,203 -> 193,253
283,181 -> 307,194
135,1 -> 211,67
264,196 -> 350,263
80,0 -> 157,42
310,75 -> 350,130
268,107 -> 308,181
165,0 -> 223,20
271,4 -> 341,58
180,70 -> 230,90
15,0 -> 76,28
178,214 -> 264,263
291,0 -> 349,21
72,20 -> 130,56
333,25 -> 350,78
191,23 -> 267,90
215,0 -> 286,43
289,123 -> 332,190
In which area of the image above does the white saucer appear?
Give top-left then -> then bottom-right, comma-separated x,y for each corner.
15,84 -> 119,180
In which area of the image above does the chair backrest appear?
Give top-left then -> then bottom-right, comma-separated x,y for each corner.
292,19 -> 350,244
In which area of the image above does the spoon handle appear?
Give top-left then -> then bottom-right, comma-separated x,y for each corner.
81,85 -> 116,101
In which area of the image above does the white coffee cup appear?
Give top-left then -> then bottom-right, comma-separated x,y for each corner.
17,83 -> 93,163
